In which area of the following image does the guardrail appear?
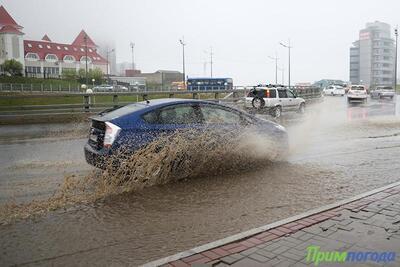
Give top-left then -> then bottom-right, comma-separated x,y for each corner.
0,87 -> 322,124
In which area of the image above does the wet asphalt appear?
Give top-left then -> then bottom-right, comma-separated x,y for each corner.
0,96 -> 400,266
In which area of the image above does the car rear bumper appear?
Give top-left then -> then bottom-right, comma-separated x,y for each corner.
84,143 -> 110,169
379,93 -> 395,97
348,95 -> 367,100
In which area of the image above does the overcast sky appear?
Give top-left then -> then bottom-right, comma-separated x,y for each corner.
3,0 -> 400,85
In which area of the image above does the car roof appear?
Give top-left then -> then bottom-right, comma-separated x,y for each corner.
253,87 -> 283,90
93,98 -> 225,121
136,98 -> 210,106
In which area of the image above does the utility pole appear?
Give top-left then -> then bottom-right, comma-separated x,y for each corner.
395,27 -> 398,94
204,47 -> 214,78
130,42 -> 135,70
106,48 -> 115,82
268,52 -> 279,84
280,39 -> 292,89
84,34 -> 88,86
210,46 -> 213,78
179,37 -> 186,85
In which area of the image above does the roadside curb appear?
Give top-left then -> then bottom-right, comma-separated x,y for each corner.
141,180 -> 400,267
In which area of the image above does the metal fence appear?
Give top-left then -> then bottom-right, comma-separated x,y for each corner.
0,86 -> 322,124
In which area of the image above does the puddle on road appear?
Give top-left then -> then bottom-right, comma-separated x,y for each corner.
0,127 -> 286,225
2,97 -> 400,265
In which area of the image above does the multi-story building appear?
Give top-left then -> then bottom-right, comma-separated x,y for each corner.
0,5 -> 108,79
349,21 -> 395,88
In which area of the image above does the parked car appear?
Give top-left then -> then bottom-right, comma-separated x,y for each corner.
347,85 -> 368,103
323,85 -> 345,96
370,86 -> 395,100
113,85 -> 129,92
84,99 -> 289,169
93,84 -> 114,92
244,86 -> 305,118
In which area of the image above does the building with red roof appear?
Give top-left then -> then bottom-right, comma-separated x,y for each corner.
0,5 -> 108,79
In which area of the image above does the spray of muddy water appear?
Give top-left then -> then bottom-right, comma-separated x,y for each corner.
0,126 -> 286,224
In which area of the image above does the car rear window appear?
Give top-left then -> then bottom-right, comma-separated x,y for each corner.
247,89 -> 276,98
99,103 -> 147,120
351,86 -> 365,90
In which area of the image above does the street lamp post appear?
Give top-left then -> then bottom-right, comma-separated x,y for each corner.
130,42 -> 135,70
280,40 -> 292,89
268,53 -> 279,85
395,27 -> 398,94
106,48 -> 115,84
179,38 -> 186,85
84,34 -> 88,86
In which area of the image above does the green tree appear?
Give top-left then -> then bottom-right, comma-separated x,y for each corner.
77,68 -> 104,84
78,68 -> 86,80
2,59 -> 23,76
61,69 -> 77,80
89,68 -> 104,84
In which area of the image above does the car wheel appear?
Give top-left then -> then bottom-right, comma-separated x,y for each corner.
271,106 -> 282,118
252,97 -> 265,109
298,103 -> 305,114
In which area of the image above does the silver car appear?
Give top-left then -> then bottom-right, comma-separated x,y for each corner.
245,87 -> 306,118
370,86 -> 395,100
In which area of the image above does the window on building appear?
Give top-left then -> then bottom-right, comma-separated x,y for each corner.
80,48 -> 85,52
64,47 -> 69,50
27,43 -> 32,48
80,56 -> 92,64
25,53 -> 39,61
46,45 -> 51,49
25,66 -> 42,74
63,55 -> 75,63
45,54 -> 58,62
57,46 -> 61,50
89,49 -> 93,52
43,67 -> 59,75
38,44 -> 43,48
73,47 -> 77,51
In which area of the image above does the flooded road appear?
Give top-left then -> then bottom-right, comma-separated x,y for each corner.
1,96 -> 400,266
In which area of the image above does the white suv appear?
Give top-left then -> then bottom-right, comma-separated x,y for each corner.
347,85 -> 368,103
245,87 -> 306,118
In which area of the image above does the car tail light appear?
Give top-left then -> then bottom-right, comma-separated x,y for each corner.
103,122 -> 121,148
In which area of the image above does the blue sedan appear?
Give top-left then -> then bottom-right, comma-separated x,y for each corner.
84,98 -> 288,169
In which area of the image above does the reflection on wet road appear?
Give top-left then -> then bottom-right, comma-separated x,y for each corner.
0,96 -> 400,266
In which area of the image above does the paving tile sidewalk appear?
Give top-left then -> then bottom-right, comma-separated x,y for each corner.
145,183 -> 400,267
